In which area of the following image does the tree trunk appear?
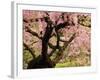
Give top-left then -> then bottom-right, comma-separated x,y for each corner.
41,24 -> 54,67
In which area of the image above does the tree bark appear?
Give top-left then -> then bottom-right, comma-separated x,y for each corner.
41,24 -> 53,61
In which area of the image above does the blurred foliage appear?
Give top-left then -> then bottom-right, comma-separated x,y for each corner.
23,50 -> 33,69
78,15 -> 91,27
55,52 -> 90,68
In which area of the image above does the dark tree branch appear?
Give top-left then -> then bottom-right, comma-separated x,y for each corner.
23,42 -> 36,59
62,33 -> 76,50
55,22 -> 68,31
52,33 -> 76,64
56,31 -> 60,49
59,38 -> 67,42
48,48 -> 56,57
26,26 -> 42,40
23,18 -> 29,23
48,42 -> 56,49
50,32 -> 56,38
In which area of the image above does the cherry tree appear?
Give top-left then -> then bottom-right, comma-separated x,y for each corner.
23,10 -> 91,69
